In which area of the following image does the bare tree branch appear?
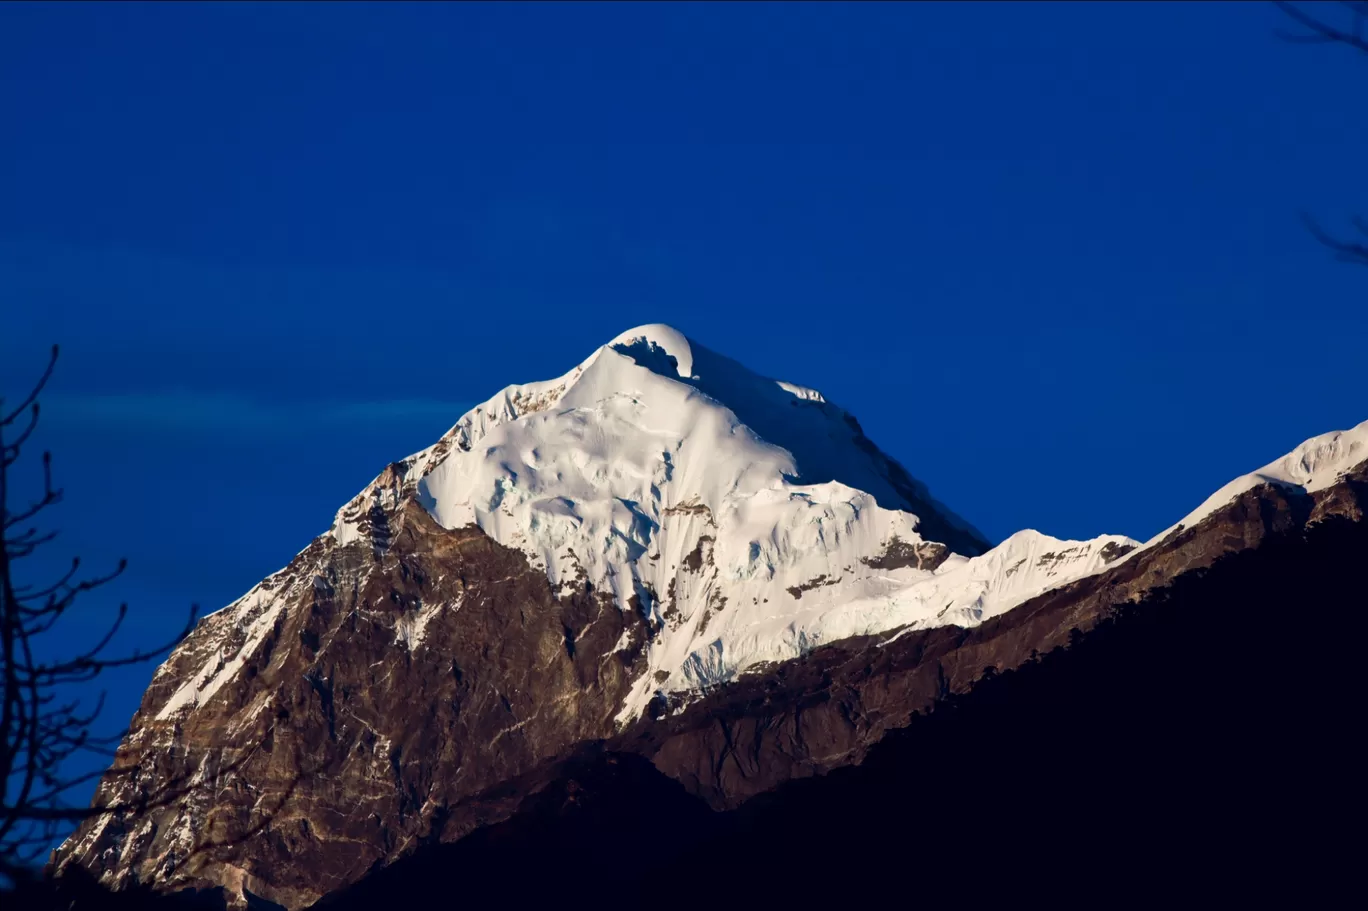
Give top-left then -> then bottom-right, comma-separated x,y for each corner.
1275,3 -> 1368,265
2,347 -> 201,882
0,346 -> 57,429
1275,1 -> 1368,54
1302,211 -> 1368,265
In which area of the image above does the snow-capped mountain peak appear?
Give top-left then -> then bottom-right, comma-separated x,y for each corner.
322,324 -> 1128,721
608,323 -> 697,378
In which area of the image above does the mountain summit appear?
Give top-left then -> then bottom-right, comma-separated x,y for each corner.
316,323 -> 1126,721
53,326 -> 1368,909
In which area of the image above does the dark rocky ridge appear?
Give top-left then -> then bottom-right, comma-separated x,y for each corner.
622,463 -> 1367,809
51,461 -> 1367,908
317,503 -> 1368,907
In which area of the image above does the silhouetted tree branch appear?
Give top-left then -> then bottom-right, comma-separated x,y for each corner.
1,347 -> 199,881
1275,0 -> 1368,52
1276,1 -> 1368,265
1301,212 -> 1368,266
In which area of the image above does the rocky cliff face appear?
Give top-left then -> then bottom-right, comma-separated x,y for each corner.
54,500 -> 649,909
50,325 -> 1368,909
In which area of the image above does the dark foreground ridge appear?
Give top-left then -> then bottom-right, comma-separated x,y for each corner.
310,513 -> 1364,905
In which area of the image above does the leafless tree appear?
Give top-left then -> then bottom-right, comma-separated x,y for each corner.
0,346 -> 197,883
1275,1 -> 1368,265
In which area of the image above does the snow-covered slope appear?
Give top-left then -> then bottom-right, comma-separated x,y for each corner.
321,324 -> 1135,721
1146,420 -> 1368,547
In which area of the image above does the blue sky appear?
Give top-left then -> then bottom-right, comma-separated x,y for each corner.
1,1 -> 1365,796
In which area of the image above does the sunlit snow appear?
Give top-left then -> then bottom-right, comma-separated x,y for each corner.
155,325 -> 1365,726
